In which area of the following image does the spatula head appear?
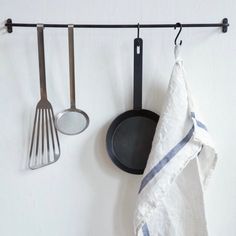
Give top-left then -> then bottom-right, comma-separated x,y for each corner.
29,99 -> 60,170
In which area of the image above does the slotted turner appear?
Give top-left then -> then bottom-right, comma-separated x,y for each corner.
28,24 -> 60,169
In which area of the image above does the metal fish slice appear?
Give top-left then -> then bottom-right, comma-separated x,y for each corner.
28,24 -> 60,170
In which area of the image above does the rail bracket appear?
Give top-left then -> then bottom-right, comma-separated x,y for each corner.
222,18 -> 229,33
6,18 -> 13,33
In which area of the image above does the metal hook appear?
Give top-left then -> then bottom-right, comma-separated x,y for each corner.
174,22 -> 183,45
137,23 -> 140,38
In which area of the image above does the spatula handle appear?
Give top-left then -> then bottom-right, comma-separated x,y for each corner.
133,38 -> 143,110
37,25 -> 47,100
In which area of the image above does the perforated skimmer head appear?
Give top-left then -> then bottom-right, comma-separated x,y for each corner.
55,24 -> 89,135
55,108 -> 89,135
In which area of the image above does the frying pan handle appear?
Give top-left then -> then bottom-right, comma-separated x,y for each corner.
133,38 -> 143,110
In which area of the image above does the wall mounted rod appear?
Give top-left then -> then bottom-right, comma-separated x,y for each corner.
5,18 -> 229,33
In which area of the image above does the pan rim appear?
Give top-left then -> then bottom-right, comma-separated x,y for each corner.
106,109 -> 159,174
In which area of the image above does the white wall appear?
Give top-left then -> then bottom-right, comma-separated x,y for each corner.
0,0 -> 235,235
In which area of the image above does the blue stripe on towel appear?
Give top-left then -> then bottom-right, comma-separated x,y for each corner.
196,120 -> 207,131
139,125 -> 195,193
191,112 -> 207,131
190,112 -> 196,118
142,223 -> 150,236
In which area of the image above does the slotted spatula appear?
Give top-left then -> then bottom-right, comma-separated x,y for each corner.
28,24 -> 60,169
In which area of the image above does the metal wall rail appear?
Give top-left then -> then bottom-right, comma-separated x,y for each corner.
5,18 -> 229,33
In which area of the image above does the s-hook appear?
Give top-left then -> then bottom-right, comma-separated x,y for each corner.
174,22 -> 183,45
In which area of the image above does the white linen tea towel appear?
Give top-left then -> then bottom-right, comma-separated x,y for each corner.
134,45 -> 217,236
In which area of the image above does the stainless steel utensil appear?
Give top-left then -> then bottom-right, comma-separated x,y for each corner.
55,25 -> 89,135
29,24 -> 60,170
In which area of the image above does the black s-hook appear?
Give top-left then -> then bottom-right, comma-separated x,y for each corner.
174,22 -> 183,45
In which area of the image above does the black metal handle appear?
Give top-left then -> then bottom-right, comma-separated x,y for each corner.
133,38 -> 143,110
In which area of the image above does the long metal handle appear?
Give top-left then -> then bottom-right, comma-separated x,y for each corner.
133,38 -> 143,110
68,25 -> 76,109
37,25 -> 47,100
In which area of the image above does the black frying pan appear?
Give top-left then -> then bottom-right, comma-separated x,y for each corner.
106,37 -> 159,175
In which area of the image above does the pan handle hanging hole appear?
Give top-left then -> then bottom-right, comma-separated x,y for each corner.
136,45 -> 140,54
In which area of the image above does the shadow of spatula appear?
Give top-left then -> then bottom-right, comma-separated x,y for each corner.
28,24 -> 60,170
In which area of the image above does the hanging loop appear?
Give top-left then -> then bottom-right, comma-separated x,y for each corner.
174,22 -> 183,45
137,23 -> 140,38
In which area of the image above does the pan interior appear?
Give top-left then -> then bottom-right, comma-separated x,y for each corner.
112,115 -> 157,170
56,109 -> 89,135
